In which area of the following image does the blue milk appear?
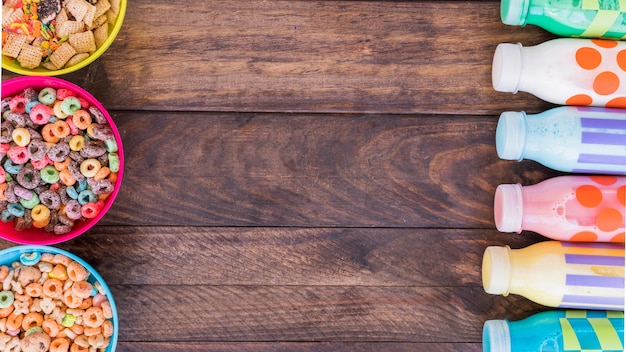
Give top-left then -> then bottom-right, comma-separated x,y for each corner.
496,106 -> 626,175
483,310 -> 624,352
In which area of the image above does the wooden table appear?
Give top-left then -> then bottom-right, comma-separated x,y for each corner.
2,1 -> 563,350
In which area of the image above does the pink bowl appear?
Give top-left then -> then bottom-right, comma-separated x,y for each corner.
1,77 -> 124,245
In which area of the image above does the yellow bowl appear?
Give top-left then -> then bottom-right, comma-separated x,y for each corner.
2,0 -> 127,76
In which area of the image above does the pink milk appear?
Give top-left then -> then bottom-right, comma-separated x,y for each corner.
494,175 -> 625,242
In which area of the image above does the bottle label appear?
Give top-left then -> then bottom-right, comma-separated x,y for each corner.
566,40 -> 626,108
560,242 -> 624,310
559,310 -> 624,351
574,112 -> 626,172
581,0 -> 626,38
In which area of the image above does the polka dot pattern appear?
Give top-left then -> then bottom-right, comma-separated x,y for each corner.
570,177 -> 625,242
566,94 -> 593,106
596,208 -> 624,232
576,185 -> 603,208
568,40 -> 626,107
576,47 -> 602,70
571,231 -> 599,242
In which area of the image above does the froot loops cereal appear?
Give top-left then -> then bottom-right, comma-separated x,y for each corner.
1,84 -> 120,236
2,0 -> 123,71
0,250 -> 114,351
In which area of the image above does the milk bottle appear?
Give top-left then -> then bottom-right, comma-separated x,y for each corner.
483,310 -> 624,352
482,241 -> 624,310
496,106 -> 626,175
500,0 -> 626,39
494,175 -> 625,242
492,38 -> 626,108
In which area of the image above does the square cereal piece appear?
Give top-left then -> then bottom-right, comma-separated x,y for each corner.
65,53 -> 90,68
94,0 -> 111,19
55,8 -> 69,30
56,20 -> 85,38
65,0 -> 94,23
49,42 -> 77,69
42,60 -> 59,71
93,24 -> 109,48
83,5 -> 97,27
88,14 -> 108,30
17,44 -> 43,69
109,0 -> 121,16
69,31 -> 96,53
2,7 -> 23,27
2,32 -> 29,58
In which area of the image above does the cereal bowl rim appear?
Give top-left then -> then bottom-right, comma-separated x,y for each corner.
1,0 -> 127,76
1,76 -> 124,245
0,245 -> 119,352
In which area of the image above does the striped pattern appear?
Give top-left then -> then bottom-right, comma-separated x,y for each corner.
560,310 -> 624,352
573,116 -> 626,173
560,242 -> 624,310
581,0 -> 626,38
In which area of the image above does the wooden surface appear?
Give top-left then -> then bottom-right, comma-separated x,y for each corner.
2,1 -> 563,351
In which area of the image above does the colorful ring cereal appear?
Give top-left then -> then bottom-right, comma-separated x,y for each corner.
68,136 -> 85,152
31,204 -> 51,223
0,291 -> 14,308
60,97 -> 81,116
2,77 -> 123,245
38,88 -> 57,105
8,146 -> 29,165
0,247 -> 118,351
40,166 -> 60,184
11,128 -> 31,147
52,121 -> 71,139
79,159 -> 101,178
29,104 -> 52,125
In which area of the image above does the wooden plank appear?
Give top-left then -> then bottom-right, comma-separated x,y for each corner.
117,341 -> 481,352
10,227 -> 544,286
3,1 -> 555,115
106,285 -> 542,342
99,111 -> 560,227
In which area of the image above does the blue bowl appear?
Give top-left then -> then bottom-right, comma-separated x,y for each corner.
0,245 -> 118,351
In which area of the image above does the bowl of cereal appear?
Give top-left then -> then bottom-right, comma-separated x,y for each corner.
0,245 -> 118,351
1,76 -> 124,245
2,0 -> 126,76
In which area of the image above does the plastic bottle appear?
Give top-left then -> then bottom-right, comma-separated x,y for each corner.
500,0 -> 626,39
483,310 -> 624,352
496,106 -> 626,175
492,38 -> 626,108
494,175 -> 625,242
482,241 -> 624,310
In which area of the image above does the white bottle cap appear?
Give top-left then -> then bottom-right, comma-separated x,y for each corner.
500,0 -> 529,26
483,320 -> 512,352
494,184 -> 523,233
492,43 -> 522,93
496,111 -> 526,161
482,246 -> 511,295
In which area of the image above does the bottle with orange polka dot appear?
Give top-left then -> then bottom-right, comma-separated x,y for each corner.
496,106 -> 626,175
494,175 -> 625,242
492,38 -> 626,108
501,0 -> 626,39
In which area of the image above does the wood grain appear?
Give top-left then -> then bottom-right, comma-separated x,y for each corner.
106,285 -> 542,342
102,111 -> 561,227
4,0 -> 556,115
116,342 -> 482,352
5,228 -> 544,287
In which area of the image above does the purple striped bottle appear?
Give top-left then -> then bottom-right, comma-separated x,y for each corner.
482,241 -> 624,310
496,106 -> 626,175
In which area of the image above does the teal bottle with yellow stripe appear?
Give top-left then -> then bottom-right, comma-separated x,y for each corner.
501,0 -> 626,39
483,310 -> 624,352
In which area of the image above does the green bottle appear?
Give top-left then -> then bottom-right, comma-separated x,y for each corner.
501,0 -> 626,39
